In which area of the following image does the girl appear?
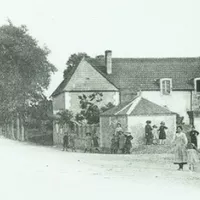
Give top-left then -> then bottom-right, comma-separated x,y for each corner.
92,132 -> 100,153
187,142 -> 199,171
84,132 -> 93,153
124,132 -> 133,154
152,125 -> 159,145
62,132 -> 69,151
158,122 -> 168,145
173,126 -> 188,170
118,132 -> 126,154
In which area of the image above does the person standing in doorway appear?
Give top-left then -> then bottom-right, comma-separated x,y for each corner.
145,120 -> 153,145
158,122 -> 168,145
173,126 -> 188,171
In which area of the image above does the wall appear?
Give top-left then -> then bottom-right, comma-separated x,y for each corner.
65,91 -> 119,114
127,115 -> 177,146
192,91 -> 200,111
141,91 -> 191,123
100,115 -> 127,149
65,60 -> 118,91
52,93 -> 65,114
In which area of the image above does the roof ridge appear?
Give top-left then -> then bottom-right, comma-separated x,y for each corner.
126,96 -> 142,115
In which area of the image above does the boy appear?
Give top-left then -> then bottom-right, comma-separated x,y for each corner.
62,132 -> 69,151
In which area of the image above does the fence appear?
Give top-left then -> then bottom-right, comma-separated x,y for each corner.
53,122 -> 100,149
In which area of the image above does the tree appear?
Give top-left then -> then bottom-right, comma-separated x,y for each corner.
0,21 -> 56,123
56,110 -> 74,130
63,53 -> 90,79
76,93 -> 114,124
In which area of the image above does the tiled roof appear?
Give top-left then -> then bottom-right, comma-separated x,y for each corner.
101,96 -> 175,116
87,57 -> 200,91
51,56 -> 200,97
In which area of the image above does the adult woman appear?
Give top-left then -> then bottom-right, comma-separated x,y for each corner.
173,126 -> 188,170
115,122 -> 123,136
158,121 -> 168,145
145,120 -> 153,145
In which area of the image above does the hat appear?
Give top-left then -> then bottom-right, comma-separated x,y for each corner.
117,122 -> 121,126
146,120 -> 151,124
161,121 -> 165,125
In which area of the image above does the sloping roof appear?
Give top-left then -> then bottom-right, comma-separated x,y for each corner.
51,56 -> 200,97
87,57 -> 200,91
101,96 -> 175,116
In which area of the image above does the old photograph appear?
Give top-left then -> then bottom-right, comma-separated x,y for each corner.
0,0 -> 200,199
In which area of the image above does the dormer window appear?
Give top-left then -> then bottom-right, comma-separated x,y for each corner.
160,78 -> 172,95
194,78 -> 200,92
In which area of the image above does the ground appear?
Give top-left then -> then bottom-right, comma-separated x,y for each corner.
0,136 -> 200,200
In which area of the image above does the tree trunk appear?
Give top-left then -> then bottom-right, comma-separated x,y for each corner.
11,119 -> 15,140
16,115 -> 20,140
21,119 -> 25,141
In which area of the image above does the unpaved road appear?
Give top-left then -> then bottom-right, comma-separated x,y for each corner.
0,137 -> 200,200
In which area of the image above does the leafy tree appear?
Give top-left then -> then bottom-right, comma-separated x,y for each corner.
63,52 -> 90,79
76,93 -> 114,124
56,110 -> 74,130
0,21 -> 56,122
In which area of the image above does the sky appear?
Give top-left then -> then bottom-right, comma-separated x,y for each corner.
0,0 -> 200,97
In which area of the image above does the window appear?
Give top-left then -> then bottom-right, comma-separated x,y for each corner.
160,78 -> 172,95
194,78 -> 200,92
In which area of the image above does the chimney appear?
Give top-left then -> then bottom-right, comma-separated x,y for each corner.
105,50 -> 112,74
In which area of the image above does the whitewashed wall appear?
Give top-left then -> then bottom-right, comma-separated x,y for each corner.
141,91 -> 191,123
127,115 -> 177,146
65,91 -> 119,114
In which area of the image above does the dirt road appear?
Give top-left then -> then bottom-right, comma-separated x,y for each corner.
0,137 -> 199,200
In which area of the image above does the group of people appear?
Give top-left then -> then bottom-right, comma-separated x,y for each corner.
173,125 -> 199,171
62,131 -> 100,153
110,123 -> 133,154
145,120 -> 168,145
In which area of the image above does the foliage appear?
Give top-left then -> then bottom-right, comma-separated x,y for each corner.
63,52 -> 90,79
0,21 -> 56,122
76,93 -> 114,124
56,110 -> 74,129
25,95 -> 53,130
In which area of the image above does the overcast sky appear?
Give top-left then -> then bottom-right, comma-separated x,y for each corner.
0,0 -> 200,97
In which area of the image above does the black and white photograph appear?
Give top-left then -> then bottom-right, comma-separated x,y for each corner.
0,0 -> 200,199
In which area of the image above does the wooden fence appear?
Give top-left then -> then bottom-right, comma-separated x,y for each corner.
53,122 -> 100,149
0,118 -> 25,141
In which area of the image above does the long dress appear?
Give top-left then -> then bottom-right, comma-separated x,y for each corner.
158,125 -> 168,140
145,124 -> 153,145
173,132 -> 188,164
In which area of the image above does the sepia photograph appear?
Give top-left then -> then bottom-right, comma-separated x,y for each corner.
0,0 -> 200,199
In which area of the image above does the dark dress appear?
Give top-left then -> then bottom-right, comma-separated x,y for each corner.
190,130 -> 199,148
145,124 -> 153,145
92,136 -> 99,148
63,135 -> 69,149
124,135 -> 133,154
158,126 -> 168,140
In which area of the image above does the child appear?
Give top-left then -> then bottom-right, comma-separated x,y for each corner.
84,132 -> 93,153
110,134 -> 115,154
158,122 -> 168,145
152,125 -> 159,145
69,131 -> 76,152
92,132 -> 100,153
62,132 -> 69,151
187,142 -> 199,171
118,131 -> 126,154
124,132 -> 133,154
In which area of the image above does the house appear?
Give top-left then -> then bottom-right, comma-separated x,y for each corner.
100,95 -> 176,148
51,50 -> 200,125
